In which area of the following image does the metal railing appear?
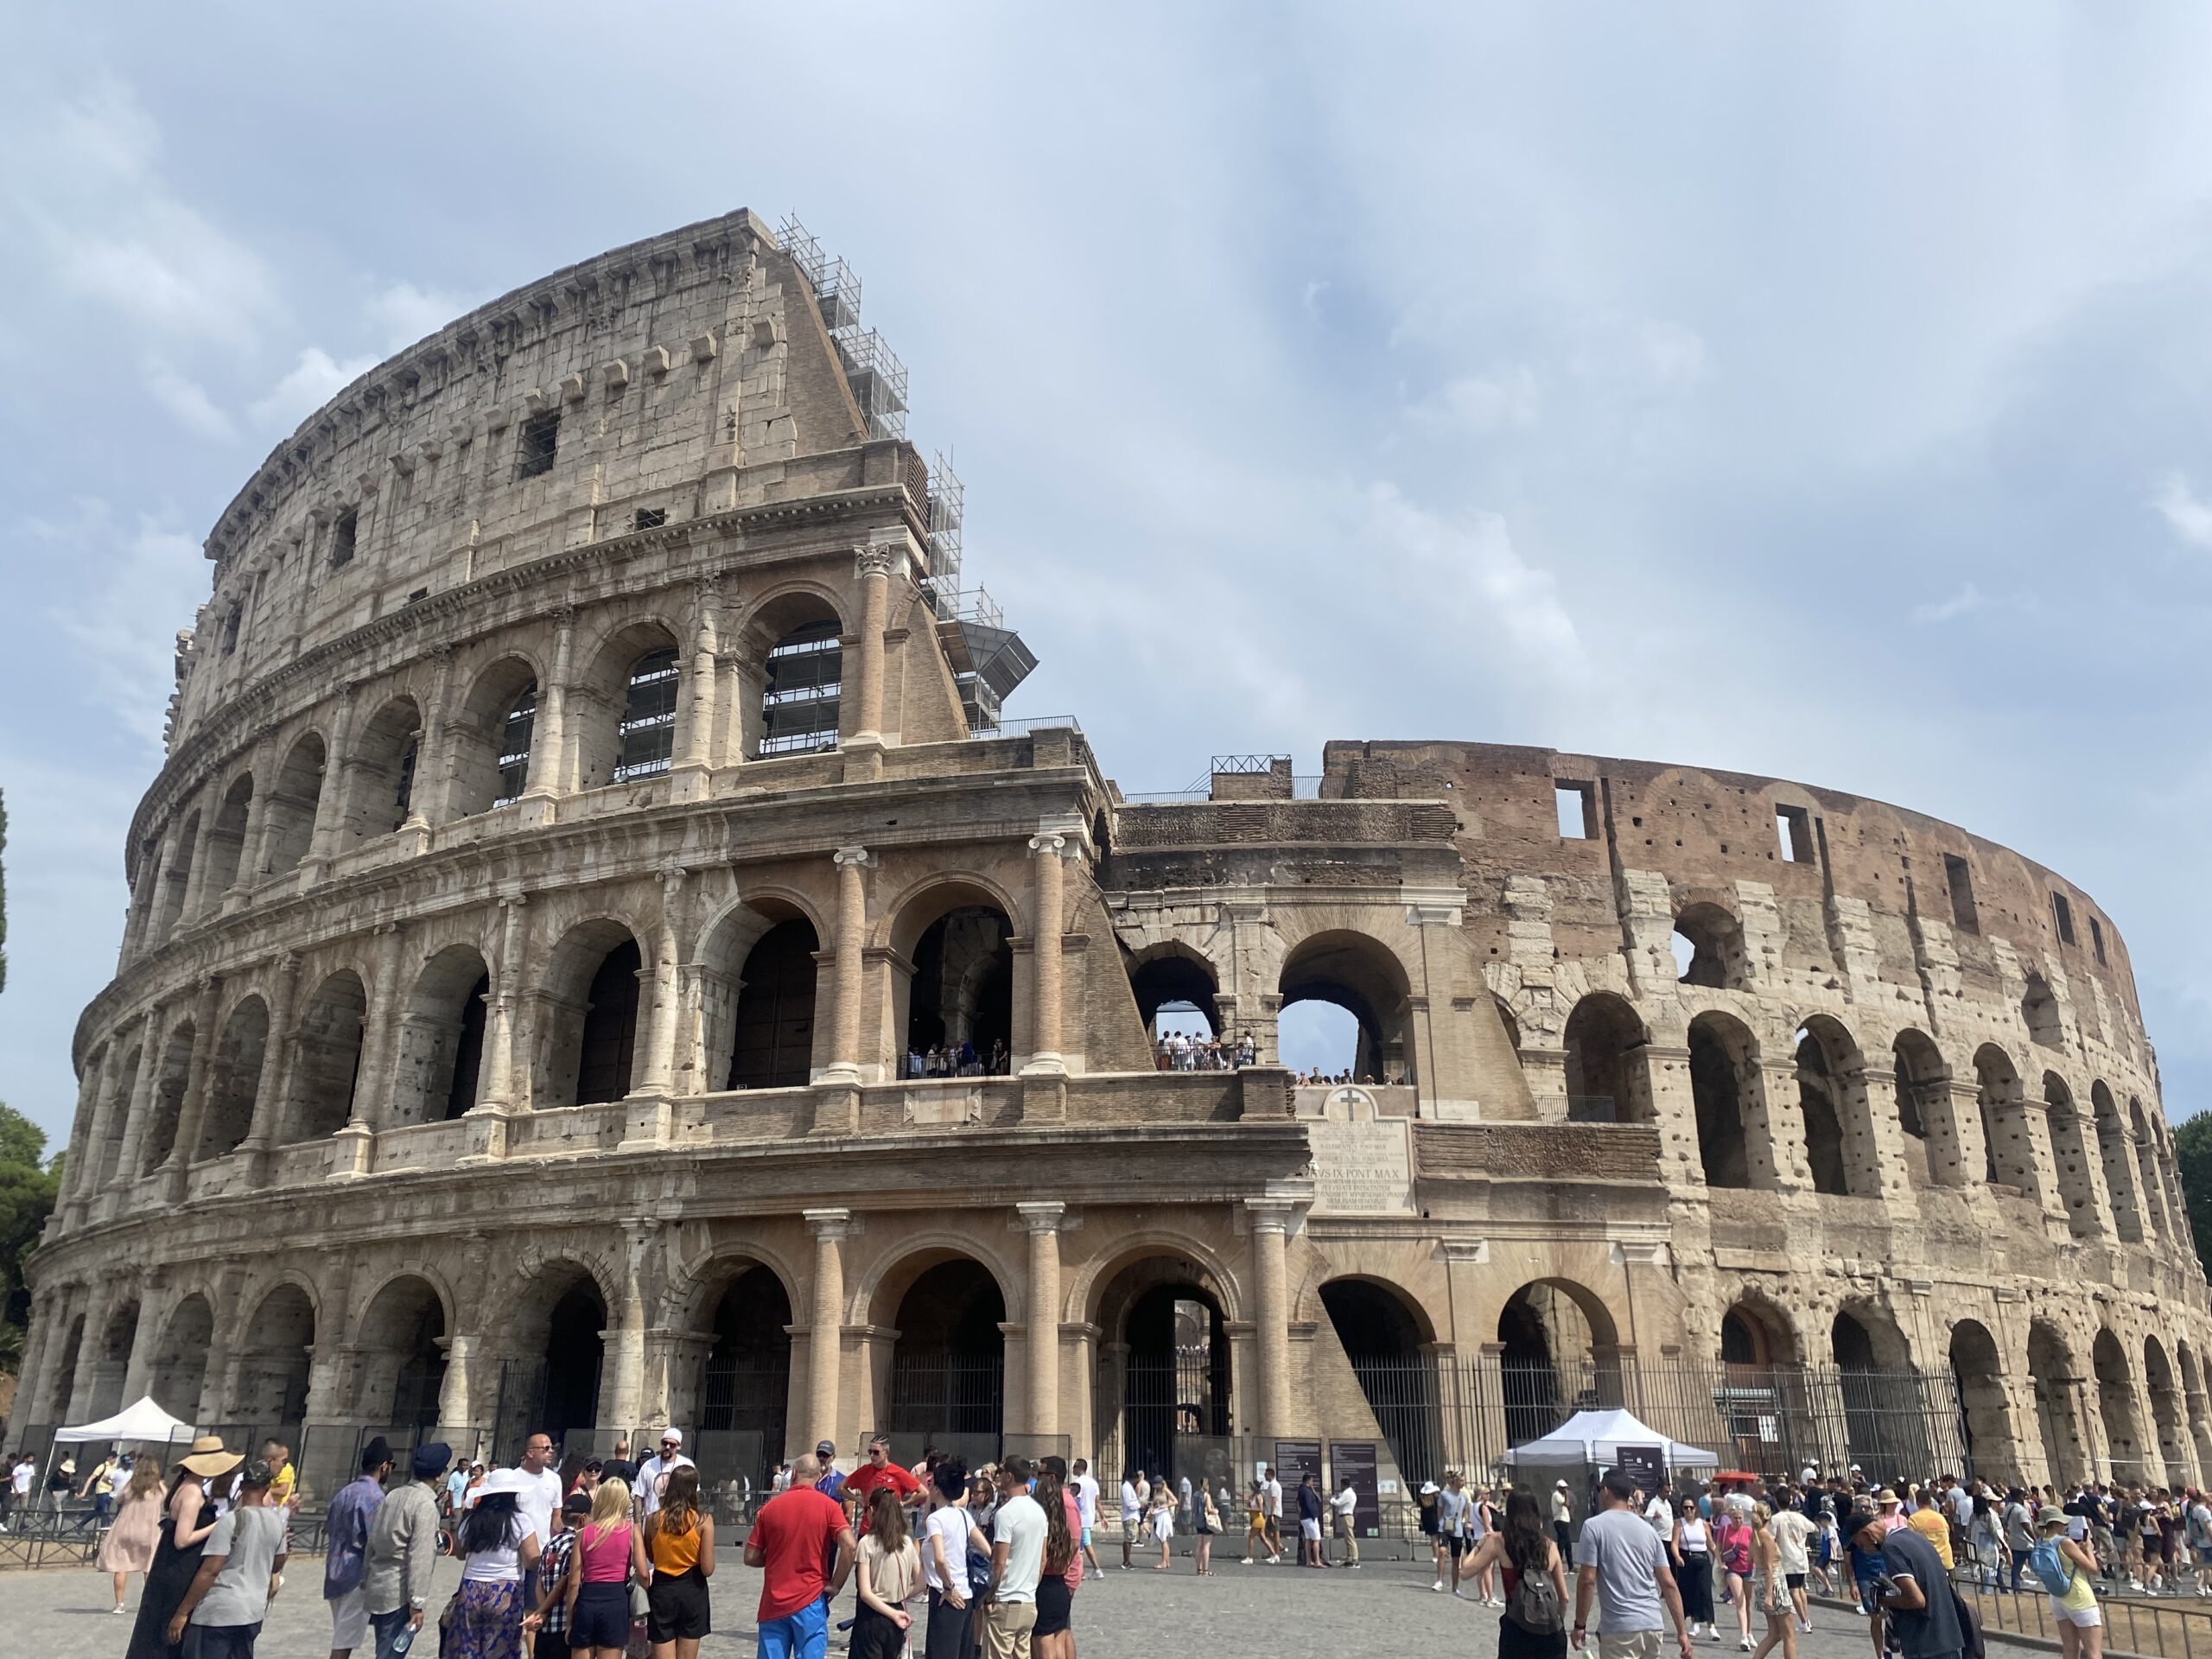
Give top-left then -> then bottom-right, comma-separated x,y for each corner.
1955,1573 -> 2212,1659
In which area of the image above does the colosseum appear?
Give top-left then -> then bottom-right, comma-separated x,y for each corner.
16,208 -> 2210,1509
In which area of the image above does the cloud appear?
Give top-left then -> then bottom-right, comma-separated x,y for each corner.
1357,481 -> 1581,671
365,279 -> 466,351
1408,366 -> 1541,435
1910,583 -> 1986,625
143,360 -> 236,442
2154,471 -> 2212,550
249,346 -> 378,433
35,500 -> 208,753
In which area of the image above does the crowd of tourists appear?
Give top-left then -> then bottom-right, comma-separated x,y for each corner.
1150,1031 -> 1256,1071
903,1040 -> 1010,1079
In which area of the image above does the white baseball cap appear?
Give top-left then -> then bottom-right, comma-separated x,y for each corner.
658,1428 -> 684,1446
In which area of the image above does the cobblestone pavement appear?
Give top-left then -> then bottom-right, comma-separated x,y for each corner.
4,1553 -> 2016,1659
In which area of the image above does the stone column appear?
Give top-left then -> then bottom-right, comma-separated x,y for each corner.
28,1288 -> 76,1423
437,1336 -> 474,1433
16,1292 -> 55,1423
298,1262 -> 350,1424
848,543 -> 899,749
406,646 -> 451,830
823,849 -> 872,1084
162,976 -> 225,1192
673,582 -> 719,787
1944,1080 -> 1990,1189
66,1279 -> 117,1420
804,1210 -> 850,1450
64,1044 -> 122,1217
479,895 -> 529,1110
638,871 -> 687,1096
522,610 -> 575,800
306,689 -> 356,868
1019,1203 -> 1065,1442
240,952 -> 302,1172
120,1275 -> 167,1402
1247,1198 -> 1297,1440
175,807 -> 218,929
1752,1058 -> 1813,1193
1021,832 -> 1070,1076
228,737 -> 276,903
604,1224 -> 652,1433
111,1001 -> 168,1194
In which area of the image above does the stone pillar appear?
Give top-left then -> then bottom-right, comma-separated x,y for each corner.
479,894 -> 529,1111
17,1292 -> 55,1423
240,952 -> 302,1172
438,1335 -> 474,1433
604,1225 -> 652,1432
1021,832 -> 1070,1076
823,849 -> 872,1084
638,871 -> 687,1096
66,1279 -> 117,1420
306,690 -> 356,868
297,1262 -> 349,1424
804,1210 -> 850,1450
848,543 -> 899,748
1944,1080 -> 1990,1189
228,739 -> 276,903
64,1044 -> 122,1217
111,1002 -> 168,1194
406,647 -> 451,830
522,610 -> 575,800
349,923 -> 407,1133
1247,1198 -> 1296,1440
120,1276 -> 167,1402
1019,1203 -> 1065,1441
28,1288 -> 78,1423
162,976 -> 225,1192
175,807 -> 218,929
673,582 -> 719,788
1752,1058 -> 1813,1193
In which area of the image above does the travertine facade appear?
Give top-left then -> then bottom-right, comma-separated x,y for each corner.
21,211 -> 2210,1501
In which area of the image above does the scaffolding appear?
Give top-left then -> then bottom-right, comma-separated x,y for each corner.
778,216 -> 906,439
925,452 -> 964,620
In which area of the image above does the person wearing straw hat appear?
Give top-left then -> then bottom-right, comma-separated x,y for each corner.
125,1435 -> 239,1659
168,1457 -> 290,1658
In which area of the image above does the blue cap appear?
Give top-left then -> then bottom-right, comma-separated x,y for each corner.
413,1441 -> 453,1478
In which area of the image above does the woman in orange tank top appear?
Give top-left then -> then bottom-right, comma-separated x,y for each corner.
644,1466 -> 716,1659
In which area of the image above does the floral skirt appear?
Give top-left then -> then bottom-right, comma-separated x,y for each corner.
442,1579 -> 524,1659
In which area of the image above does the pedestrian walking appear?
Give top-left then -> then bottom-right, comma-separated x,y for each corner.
1573,1470 -> 1695,1659
75,1446 -> 118,1532
1850,1500 -> 1967,1659
364,1440 -> 448,1659
166,1457 -> 289,1659
98,1456 -> 168,1615
744,1452 -> 855,1659
321,1436 -> 394,1656
549,1477 -> 646,1659
1715,1504 -> 1755,1649
1673,1498 -> 1717,1638
2027,1504 -> 2103,1659
447,1466 -> 544,1659
1032,1462 -> 1082,1659
1438,1471 -> 1474,1596
1244,1479 -> 1277,1565
1262,1464 -> 1283,1559
1767,1490 -> 1815,1634
645,1465 -> 715,1659
1746,1503 -> 1796,1659
1470,1488 -> 1568,1659
124,1435 -> 236,1659
985,1456 -> 1047,1657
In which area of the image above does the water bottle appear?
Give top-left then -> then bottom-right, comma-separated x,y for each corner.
389,1620 -> 416,1655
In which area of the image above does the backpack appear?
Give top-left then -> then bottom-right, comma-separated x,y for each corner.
2028,1537 -> 2075,1597
1506,1554 -> 1565,1635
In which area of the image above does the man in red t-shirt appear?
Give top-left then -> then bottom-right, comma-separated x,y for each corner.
843,1435 -> 925,1535
745,1453 -> 855,1658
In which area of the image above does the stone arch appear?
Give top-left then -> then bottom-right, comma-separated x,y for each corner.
1720,1296 -> 1799,1367
2177,1340 -> 2212,1485
2130,1097 -> 2171,1243
886,878 -> 1018,1072
1562,992 -> 1650,1123
2023,975 -> 2064,1050
283,971 -> 367,1143
1125,942 -> 1222,1039
880,1249 -> 1010,1464
739,585 -> 849,758
1497,1277 -> 1622,1446
722,912 -> 822,1091
538,917 -> 648,1109
694,892 -> 831,1093
139,1018 -> 196,1173
505,1256 -> 614,1449
1318,1276 -> 1440,1489
2094,1327 -> 2146,1484
260,731 -> 326,878
93,1044 -> 142,1189
90,1296 -> 138,1419
2028,1319 -> 2089,1487
201,772 -> 255,898
1833,1300 -> 1925,1481
353,1273 -> 448,1429
1673,899 -> 1749,989
2145,1335 -> 2189,1487
1276,930 -> 1417,1088
1891,1028 -> 1948,1187
1073,1232 -> 1246,1331
1688,1010 -> 1758,1187
1948,1319 -> 2021,1486
690,1261 -> 793,1480
149,1294 -> 214,1417
1090,1249 -> 1239,1485
448,652 -> 543,817
391,943 -> 492,1124
199,994 -> 270,1161
1796,1015 -> 1877,1198
1975,1044 -> 2031,1195
231,1279 -> 317,1423
2044,1073 -> 2103,1239
575,618 -> 683,789
341,695 -> 423,842
151,811 -> 200,939
2090,1082 -> 2145,1243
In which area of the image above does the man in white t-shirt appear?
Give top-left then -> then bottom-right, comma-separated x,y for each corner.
3,1454 -> 33,1531
1262,1466 -> 1284,1559
1645,1490 -> 1675,1543
1331,1479 -> 1361,1567
635,1427 -> 696,1517
1071,1457 -> 1103,1574
513,1433 -> 563,1551
1770,1501 -> 1816,1632
988,1458 -> 1047,1652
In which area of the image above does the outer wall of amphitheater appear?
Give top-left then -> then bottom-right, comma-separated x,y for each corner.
16,207 -> 2210,1507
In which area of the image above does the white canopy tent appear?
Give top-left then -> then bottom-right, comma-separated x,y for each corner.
54,1395 -> 196,1444
1502,1408 -> 1718,1469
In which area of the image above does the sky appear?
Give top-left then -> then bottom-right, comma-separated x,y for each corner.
6,3 -> 2212,1140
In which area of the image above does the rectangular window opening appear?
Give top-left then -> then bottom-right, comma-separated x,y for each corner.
330,507 -> 358,568
219,602 -> 242,657
633,506 -> 668,531
2090,916 -> 2106,964
1943,854 -> 1979,935
2052,891 -> 2076,946
1554,781 -> 1596,840
1776,804 -> 1815,864
515,410 -> 561,480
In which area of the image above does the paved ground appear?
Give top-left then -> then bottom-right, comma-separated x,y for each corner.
3,1552 -> 2007,1659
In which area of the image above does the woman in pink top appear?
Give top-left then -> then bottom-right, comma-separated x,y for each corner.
542,1477 -> 649,1659
1714,1510 -> 1755,1650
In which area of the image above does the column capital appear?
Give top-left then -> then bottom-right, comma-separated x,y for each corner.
832,846 -> 874,870
1245,1197 -> 1298,1233
1016,1201 -> 1066,1235
1027,833 -> 1068,858
855,541 -> 907,582
805,1207 -> 854,1240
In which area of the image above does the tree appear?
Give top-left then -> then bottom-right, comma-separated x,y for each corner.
2175,1112 -> 2212,1283
0,1103 -> 56,1363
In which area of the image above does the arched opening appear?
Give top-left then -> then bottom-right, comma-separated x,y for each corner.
1126,946 -> 1223,1049
539,1277 -> 608,1452
90,1299 -> 137,1420
2091,1083 -> 2145,1243
760,617 -> 843,756
2179,1341 -> 2212,1484
1891,1029 -> 1946,1188
1720,1302 -> 1794,1369
887,1259 -> 1006,1466
234,1284 -> 315,1425
48,1316 -> 85,1422
1673,901 -> 1747,989
2023,976 -> 2063,1050
2132,1099 -> 2171,1243
448,657 -> 540,817
356,1276 -> 447,1431
725,919 -> 821,1090
93,1046 -> 141,1189
1090,1254 -> 1234,1491
1796,1019 -> 1872,1198
1321,1279 -> 1440,1486
283,971 -> 366,1143
2028,1322 -> 2088,1488
1498,1281 -> 1616,1446
391,945 -> 493,1125
261,734 -> 326,878
1832,1306 -> 1928,1481
2146,1337 -> 2189,1487
1688,1013 -> 1756,1187
1717,1300 -> 1808,1471
2044,1074 -> 2102,1238
1949,1319 -> 2019,1486
202,775 -> 254,898
1975,1046 -> 2027,1193
572,624 -> 682,789
1562,993 -> 1649,1123
149,1296 -> 214,1418
199,996 -> 270,1161
139,1020 -> 196,1174
896,891 -> 1014,1074
2094,1328 -> 2145,1485
540,921 -> 647,1109
342,696 -> 423,842
696,1264 -> 792,1491
1278,931 -> 1415,1086
616,647 -> 680,781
